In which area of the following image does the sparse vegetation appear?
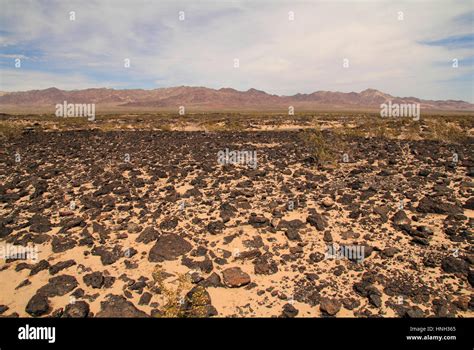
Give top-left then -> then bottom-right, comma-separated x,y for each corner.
425,119 -> 468,143
152,267 -> 190,318
0,121 -> 22,139
300,127 -> 334,166
151,266 -> 210,318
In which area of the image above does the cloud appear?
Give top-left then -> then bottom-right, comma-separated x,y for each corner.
0,0 -> 472,102
421,33 -> 474,49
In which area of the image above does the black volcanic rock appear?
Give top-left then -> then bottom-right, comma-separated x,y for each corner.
63,301 -> 90,318
96,295 -> 148,317
307,214 -> 327,231
37,275 -> 78,297
417,197 -> 462,215
441,257 -> 469,275
25,293 -> 50,316
148,234 -> 192,262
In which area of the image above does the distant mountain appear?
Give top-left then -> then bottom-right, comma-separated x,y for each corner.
0,86 -> 472,111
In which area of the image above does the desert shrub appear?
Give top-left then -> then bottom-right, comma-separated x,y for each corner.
152,267 -> 190,317
456,116 -> 474,131
370,119 -> 390,138
426,120 -> 468,143
403,120 -> 422,140
224,118 -> 243,131
300,127 -> 334,165
152,266 -> 210,318
334,125 -> 366,139
0,122 -> 22,139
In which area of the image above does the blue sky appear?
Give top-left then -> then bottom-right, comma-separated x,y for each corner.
0,0 -> 473,102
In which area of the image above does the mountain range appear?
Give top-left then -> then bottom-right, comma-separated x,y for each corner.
0,86 -> 472,112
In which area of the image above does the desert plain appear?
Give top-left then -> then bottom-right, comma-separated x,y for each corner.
0,112 -> 473,318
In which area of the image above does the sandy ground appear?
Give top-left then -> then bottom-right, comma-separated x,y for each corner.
0,116 -> 473,318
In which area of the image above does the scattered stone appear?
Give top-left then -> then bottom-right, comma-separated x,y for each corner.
29,215 -> 51,233
25,293 -> 50,316
63,301 -> 90,318
96,295 -> 148,317
37,275 -> 78,297
29,259 -> 50,276
254,256 -> 278,275
468,270 -> 474,287
138,292 -> 152,306
183,286 -> 218,317
49,260 -> 76,275
382,247 -> 399,258
83,271 -> 105,289
392,210 -> 411,226
369,294 -> 382,308
323,231 -> 333,242
15,279 -> 31,290
91,246 -> 121,266
309,252 -> 325,263
148,234 -> 192,262
441,256 -> 469,275
127,222 -> 142,234
285,229 -> 301,241
322,198 -> 334,208
136,227 -> 160,244
207,221 -> 225,234
417,197 -> 462,215
222,267 -> 251,288
281,303 -> 299,318
320,297 -> 341,316
0,222 -> 13,238
0,305 -> 9,315
307,214 -> 327,231
248,214 -> 269,228
200,272 -> 224,288
403,306 -> 425,318
464,197 -> 474,210
159,218 -> 178,231
412,237 -> 430,246
51,236 -> 76,253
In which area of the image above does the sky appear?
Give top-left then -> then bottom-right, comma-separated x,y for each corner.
0,0 -> 473,102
